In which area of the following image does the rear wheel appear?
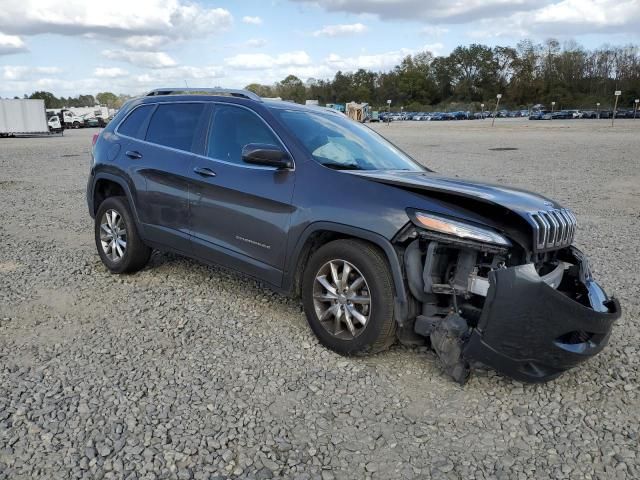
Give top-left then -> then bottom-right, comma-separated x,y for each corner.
302,239 -> 396,355
95,196 -> 151,273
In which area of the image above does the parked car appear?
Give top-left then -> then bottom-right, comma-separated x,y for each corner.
529,110 -> 552,120
450,111 -> 469,120
88,87 -> 620,384
551,110 -> 572,119
369,111 -> 380,122
580,110 -> 597,119
83,116 -> 101,128
598,110 -> 613,119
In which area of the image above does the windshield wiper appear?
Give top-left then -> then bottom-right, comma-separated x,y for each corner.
321,162 -> 363,171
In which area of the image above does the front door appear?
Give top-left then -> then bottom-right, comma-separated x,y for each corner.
188,104 -> 296,286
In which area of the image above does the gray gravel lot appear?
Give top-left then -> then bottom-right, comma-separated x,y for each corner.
1,119 -> 639,479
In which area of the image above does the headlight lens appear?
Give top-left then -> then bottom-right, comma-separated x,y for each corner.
412,211 -> 511,246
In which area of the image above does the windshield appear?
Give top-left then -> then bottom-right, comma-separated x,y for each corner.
274,109 -> 425,171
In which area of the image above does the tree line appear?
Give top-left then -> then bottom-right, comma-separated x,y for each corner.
20,91 -> 130,109
246,39 -> 640,111
16,39 -> 640,112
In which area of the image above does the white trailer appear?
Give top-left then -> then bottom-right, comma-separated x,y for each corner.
0,99 -> 49,136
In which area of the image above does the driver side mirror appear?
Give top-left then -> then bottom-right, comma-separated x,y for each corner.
242,143 -> 293,169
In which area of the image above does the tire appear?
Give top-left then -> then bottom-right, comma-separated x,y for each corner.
73,121 -> 80,129
302,239 -> 396,355
94,196 -> 151,274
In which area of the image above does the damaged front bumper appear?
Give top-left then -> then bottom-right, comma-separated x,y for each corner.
463,247 -> 621,383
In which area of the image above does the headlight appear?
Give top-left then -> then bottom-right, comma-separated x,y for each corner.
411,211 -> 511,246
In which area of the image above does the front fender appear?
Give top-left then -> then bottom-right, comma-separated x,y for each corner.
283,221 -> 409,325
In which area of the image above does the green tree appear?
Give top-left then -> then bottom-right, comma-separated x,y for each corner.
276,75 -> 306,103
96,92 -> 119,109
28,91 -> 61,109
245,83 -> 276,98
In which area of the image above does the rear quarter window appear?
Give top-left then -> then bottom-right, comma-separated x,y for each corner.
117,105 -> 154,139
146,103 -> 206,152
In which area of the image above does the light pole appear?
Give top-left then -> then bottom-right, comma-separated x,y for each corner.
386,99 -> 391,125
612,90 -> 621,127
491,94 -> 502,127
596,102 -> 600,119
481,103 -> 485,120
551,101 -> 556,120
635,99 -> 639,119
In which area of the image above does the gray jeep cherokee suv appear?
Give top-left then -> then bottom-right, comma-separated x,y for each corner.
87,88 -> 620,383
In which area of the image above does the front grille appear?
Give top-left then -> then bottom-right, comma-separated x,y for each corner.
529,209 -> 577,251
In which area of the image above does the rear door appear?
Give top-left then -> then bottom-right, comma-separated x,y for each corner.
188,103 -> 296,286
119,101 -> 208,252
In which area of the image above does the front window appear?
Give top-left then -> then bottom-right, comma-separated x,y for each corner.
274,109 -> 425,171
207,104 -> 282,165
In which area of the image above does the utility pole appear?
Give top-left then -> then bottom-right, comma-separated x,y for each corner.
481,103 -> 485,120
491,94 -> 502,127
551,101 -> 556,120
596,102 -> 600,119
635,99 -> 639,119
612,91 -> 621,127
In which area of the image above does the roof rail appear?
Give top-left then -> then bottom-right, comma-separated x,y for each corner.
145,88 -> 262,102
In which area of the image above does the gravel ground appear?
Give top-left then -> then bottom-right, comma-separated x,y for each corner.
1,119 -> 639,479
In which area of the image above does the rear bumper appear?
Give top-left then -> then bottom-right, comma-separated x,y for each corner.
463,247 -> 620,383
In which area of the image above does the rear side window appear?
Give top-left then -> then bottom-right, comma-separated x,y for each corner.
117,105 -> 153,139
146,103 -> 206,152
207,105 -> 281,165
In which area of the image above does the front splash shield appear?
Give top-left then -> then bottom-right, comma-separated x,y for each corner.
464,248 -> 621,383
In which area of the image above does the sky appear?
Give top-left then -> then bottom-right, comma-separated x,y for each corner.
1,0 -> 639,98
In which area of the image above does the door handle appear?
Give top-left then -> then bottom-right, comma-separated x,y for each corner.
193,166 -> 216,177
125,150 -> 143,160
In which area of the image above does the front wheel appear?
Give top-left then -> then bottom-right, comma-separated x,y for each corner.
302,239 -> 396,355
95,196 -> 151,273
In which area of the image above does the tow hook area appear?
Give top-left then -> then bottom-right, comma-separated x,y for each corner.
427,313 -> 470,384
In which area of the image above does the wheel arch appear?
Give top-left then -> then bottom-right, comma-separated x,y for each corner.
285,222 -> 409,325
89,173 -> 143,230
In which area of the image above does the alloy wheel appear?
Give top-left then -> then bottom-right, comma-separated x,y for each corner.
99,209 -> 127,262
313,259 -> 371,340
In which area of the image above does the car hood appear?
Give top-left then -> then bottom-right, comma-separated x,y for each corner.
348,170 -> 560,217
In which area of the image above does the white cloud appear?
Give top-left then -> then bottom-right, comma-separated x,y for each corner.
422,43 -> 445,56
468,0 -> 640,39
292,0 -> 640,35
122,35 -> 170,51
325,49 -> 414,71
102,50 -> 177,68
242,16 -> 263,25
1,65 -> 61,80
225,51 -> 311,70
0,1 -> 233,43
94,67 -> 129,78
529,0 -> 640,32
313,23 -> 368,37
292,0 -> 546,23
0,32 -> 27,55
244,38 -> 268,48
420,26 -> 449,37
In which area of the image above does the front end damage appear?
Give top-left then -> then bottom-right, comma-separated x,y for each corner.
397,225 -> 621,384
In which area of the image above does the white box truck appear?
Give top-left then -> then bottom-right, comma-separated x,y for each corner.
0,99 -> 50,136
